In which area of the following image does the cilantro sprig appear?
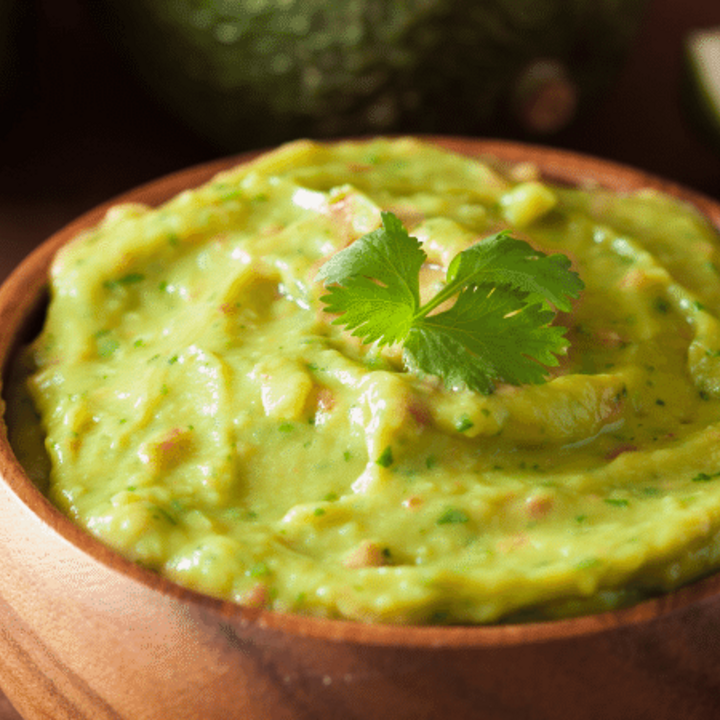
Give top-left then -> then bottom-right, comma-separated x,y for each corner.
316,211 -> 583,393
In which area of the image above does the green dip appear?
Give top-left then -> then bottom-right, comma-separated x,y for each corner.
8,138 -> 720,624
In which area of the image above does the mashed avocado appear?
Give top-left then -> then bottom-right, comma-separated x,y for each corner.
8,138 -> 720,624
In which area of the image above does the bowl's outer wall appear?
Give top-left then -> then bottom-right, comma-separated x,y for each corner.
2,139 -> 720,719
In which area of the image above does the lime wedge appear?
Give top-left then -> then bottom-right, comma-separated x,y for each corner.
683,26 -> 720,151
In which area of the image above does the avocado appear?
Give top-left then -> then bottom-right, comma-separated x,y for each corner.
91,0 -> 647,150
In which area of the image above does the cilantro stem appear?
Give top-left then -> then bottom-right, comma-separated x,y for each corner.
412,281 -> 465,320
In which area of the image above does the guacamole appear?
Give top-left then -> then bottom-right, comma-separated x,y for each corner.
8,138 -> 720,624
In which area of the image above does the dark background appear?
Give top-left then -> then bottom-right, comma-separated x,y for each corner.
1,0 -> 720,717
2,0 -> 720,285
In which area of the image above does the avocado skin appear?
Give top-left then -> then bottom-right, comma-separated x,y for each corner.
91,0 -> 646,150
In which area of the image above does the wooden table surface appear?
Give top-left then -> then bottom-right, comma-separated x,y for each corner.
2,0 -> 720,717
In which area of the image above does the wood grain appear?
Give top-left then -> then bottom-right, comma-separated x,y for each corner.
2,139 -> 720,719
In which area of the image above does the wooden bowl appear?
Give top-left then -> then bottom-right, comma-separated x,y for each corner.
2,138 -> 720,720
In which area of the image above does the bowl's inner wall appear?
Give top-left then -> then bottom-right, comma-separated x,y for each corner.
1,290 -> 48,388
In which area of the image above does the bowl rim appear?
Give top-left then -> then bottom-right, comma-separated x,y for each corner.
3,135 -> 720,649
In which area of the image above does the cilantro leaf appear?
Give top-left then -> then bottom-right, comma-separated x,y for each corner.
316,211 -> 583,392
316,211 -> 425,345
443,233 -> 583,312
405,285 -> 569,393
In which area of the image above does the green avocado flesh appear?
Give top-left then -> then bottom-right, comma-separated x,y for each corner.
92,0 -> 646,147
8,138 -> 720,624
